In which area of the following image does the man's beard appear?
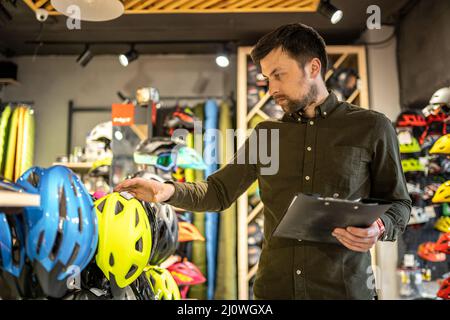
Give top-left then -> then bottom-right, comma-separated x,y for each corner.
278,84 -> 319,114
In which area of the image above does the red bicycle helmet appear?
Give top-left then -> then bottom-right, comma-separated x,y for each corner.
426,113 -> 448,124
419,113 -> 448,144
167,260 -> 206,286
164,107 -> 197,135
417,242 -> 446,262
434,232 -> 450,254
396,111 -> 427,127
437,277 -> 450,300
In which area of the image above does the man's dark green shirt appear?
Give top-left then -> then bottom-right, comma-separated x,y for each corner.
166,92 -> 411,299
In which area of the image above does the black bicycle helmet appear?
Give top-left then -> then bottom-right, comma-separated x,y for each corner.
0,212 -> 44,299
149,202 -> 178,265
131,171 -> 165,256
129,272 -> 157,300
130,169 -> 178,265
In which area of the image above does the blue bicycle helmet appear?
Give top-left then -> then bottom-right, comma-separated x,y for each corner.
0,212 -> 26,299
0,177 -> 44,299
17,165 -> 99,298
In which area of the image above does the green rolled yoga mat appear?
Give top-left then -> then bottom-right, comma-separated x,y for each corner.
0,105 -> 12,174
214,101 -> 237,300
4,107 -> 19,181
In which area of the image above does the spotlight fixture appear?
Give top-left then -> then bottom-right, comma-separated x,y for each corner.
119,45 -> 139,67
215,54 -> 229,68
318,0 -> 343,24
215,44 -> 230,68
76,44 -> 93,67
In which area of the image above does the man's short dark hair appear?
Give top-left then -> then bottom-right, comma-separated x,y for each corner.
251,23 -> 328,79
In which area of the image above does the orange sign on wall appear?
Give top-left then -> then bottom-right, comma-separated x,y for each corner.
112,104 -> 134,126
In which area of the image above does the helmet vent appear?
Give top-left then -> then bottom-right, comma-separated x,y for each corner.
66,244 -> 80,268
78,207 -> 83,233
36,231 -> 44,255
135,237 -> 143,253
50,186 -> 67,260
125,264 -> 138,280
115,201 -> 124,215
135,209 -> 139,227
109,253 -> 114,266
97,198 -> 106,213
58,186 -> 68,221
28,171 -> 40,187
8,217 -> 21,266
50,230 -> 63,261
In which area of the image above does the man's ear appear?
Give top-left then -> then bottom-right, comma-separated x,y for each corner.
309,58 -> 322,79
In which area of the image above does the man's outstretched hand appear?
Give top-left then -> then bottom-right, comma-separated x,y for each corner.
114,178 -> 175,203
332,221 -> 381,252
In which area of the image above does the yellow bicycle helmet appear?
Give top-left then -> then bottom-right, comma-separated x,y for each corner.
144,266 -> 180,300
434,216 -> 450,233
432,181 -> 450,203
401,158 -> 425,173
430,134 -> 450,155
88,157 -> 112,175
94,192 -> 152,288
399,138 -> 421,154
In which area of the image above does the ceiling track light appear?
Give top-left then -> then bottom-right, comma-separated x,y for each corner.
76,44 -> 93,67
215,43 -> 230,68
318,0 -> 343,24
119,45 -> 139,67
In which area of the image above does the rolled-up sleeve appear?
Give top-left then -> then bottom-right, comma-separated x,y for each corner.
369,114 -> 412,241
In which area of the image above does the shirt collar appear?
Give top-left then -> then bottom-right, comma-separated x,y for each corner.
281,91 -> 339,123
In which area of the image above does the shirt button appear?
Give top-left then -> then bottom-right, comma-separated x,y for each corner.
296,270 -> 302,275
305,176 -> 310,181
323,111 -> 327,116
309,121 -> 314,126
333,193 -> 339,198
297,118 -> 301,122
298,239 -> 302,242
307,146 -> 312,151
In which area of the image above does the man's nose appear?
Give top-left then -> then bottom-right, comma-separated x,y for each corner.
268,83 -> 279,97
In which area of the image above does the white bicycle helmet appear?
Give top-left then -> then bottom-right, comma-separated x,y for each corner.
86,121 -> 112,144
429,87 -> 450,105
407,207 -> 429,225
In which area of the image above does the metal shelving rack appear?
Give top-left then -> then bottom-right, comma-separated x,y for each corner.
236,45 -> 370,299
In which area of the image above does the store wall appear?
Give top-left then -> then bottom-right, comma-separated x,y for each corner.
2,54 -> 232,166
397,0 -> 450,109
360,25 -> 402,121
359,26 -> 401,299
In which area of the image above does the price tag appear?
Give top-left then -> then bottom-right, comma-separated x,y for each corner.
404,254 -> 415,268
398,131 -> 413,144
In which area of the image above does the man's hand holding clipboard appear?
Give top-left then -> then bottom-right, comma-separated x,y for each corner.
272,193 -> 392,252
332,221 -> 384,252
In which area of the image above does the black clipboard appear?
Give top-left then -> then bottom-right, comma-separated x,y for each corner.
272,193 -> 392,244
